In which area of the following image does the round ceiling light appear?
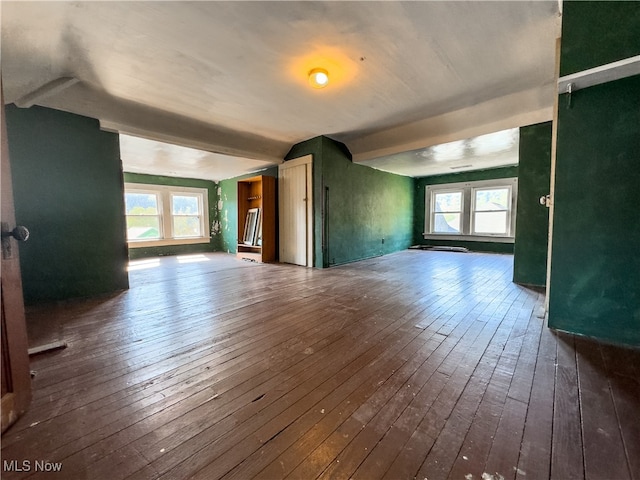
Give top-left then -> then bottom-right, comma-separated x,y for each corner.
308,68 -> 329,89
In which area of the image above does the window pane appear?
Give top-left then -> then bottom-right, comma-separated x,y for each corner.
433,213 -> 461,233
433,192 -> 462,212
172,195 -> 200,215
126,217 -> 160,240
434,192 -> 462,213
475,188 -> 509,211
173,216 -> 201,237
125,193 -> 158,215
474,211 -> 507,234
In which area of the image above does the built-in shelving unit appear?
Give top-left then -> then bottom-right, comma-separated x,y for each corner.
237,175 -> 276,262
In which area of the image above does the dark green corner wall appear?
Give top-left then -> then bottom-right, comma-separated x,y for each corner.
322,139 -> 414,266
123,173 -> 222,259
413,166 -> 519,254
559,1 -> 640,77
5,105 -> 129,304
218,167 -> 278,254
513,122 -> 552,286
548,2 -> 640,345
286,136 -> 414,267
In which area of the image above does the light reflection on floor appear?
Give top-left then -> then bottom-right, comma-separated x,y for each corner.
128,254 -> 211,271
176,254 -> 210,264
127,258 -> 161,271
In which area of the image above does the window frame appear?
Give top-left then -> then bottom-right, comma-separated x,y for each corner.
430,188 -> 465,235
170,192 -> 206,239
125,183 -> 210,248
470,185 -> 513,237
123,188 -> 164,241
424,178 -> 517,243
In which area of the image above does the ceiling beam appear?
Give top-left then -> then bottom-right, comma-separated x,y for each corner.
39,82 -> 289,163
349,86 -> 554,163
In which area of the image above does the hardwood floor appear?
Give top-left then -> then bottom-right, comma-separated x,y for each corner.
1,250 -> 639,480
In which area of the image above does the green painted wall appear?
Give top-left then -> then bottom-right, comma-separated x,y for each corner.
218,176 -> 238,253
549,75 -> 640,345
5,105 -> 129,304
286,136 -> 413,267
413,166 -> 518,254
549,1 -> 640,345
559,1 -> 640,77
123,173 -> 221,259
322,138 -> 414,266
513,122 -> 552,286
218,167 -> 278,254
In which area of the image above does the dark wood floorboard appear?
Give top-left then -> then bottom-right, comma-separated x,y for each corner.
2,251 -> 639,480
514,322 -> 557,480
552,333 -> 585,480
576,337 -> 631,480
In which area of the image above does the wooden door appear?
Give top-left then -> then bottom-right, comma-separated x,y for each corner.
1,86 -> 32,433
279,155 -> 313,266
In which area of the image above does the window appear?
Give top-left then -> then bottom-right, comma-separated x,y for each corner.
432,190 -> 463,234
125,191 -> 162,240
124,183 -> 209,247
425,178 -> 517,242
171,194 -> 203,238
472,187 -> 511,235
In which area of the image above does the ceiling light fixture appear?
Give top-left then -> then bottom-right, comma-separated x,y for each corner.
308,68 -> 329,88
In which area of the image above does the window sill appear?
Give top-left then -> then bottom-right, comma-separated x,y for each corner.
422,234 -> 514,244
127,237 -> 211,248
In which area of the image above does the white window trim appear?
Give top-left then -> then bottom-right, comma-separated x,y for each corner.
424,178 -> 517,243
125,183 -> 210,248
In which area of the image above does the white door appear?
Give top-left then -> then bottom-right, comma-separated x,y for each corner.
279,155 -> 313,266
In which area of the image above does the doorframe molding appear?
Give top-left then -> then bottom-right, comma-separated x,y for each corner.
279,155 -> 313,267
1,80 -> 33,434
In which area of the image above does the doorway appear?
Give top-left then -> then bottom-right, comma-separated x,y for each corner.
278,155 -> 313,267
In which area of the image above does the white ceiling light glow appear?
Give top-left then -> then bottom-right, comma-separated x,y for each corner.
308,68 -> 329,88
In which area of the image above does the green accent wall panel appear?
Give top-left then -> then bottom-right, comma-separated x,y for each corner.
560,1 -> 640,77
413,166 -> 518,253
286,136 -> 413,267
218,176 -> 239,254
549,75 -> 640,345
321,138 -> 414,266
513,122 -> 552,286
123,172 -> 221,259
5,105 -> 129,304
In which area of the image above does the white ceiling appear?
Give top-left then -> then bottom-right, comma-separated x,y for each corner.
1,1 -> 561,181
367,128 -> 520,178
118,134 -> 276,181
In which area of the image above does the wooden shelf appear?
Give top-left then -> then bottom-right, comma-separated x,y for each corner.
558,55 -> 640,94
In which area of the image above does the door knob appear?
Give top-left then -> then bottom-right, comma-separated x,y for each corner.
2,225 -> 30,242
1,223 -> 29,259
539,195 -> 551,208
